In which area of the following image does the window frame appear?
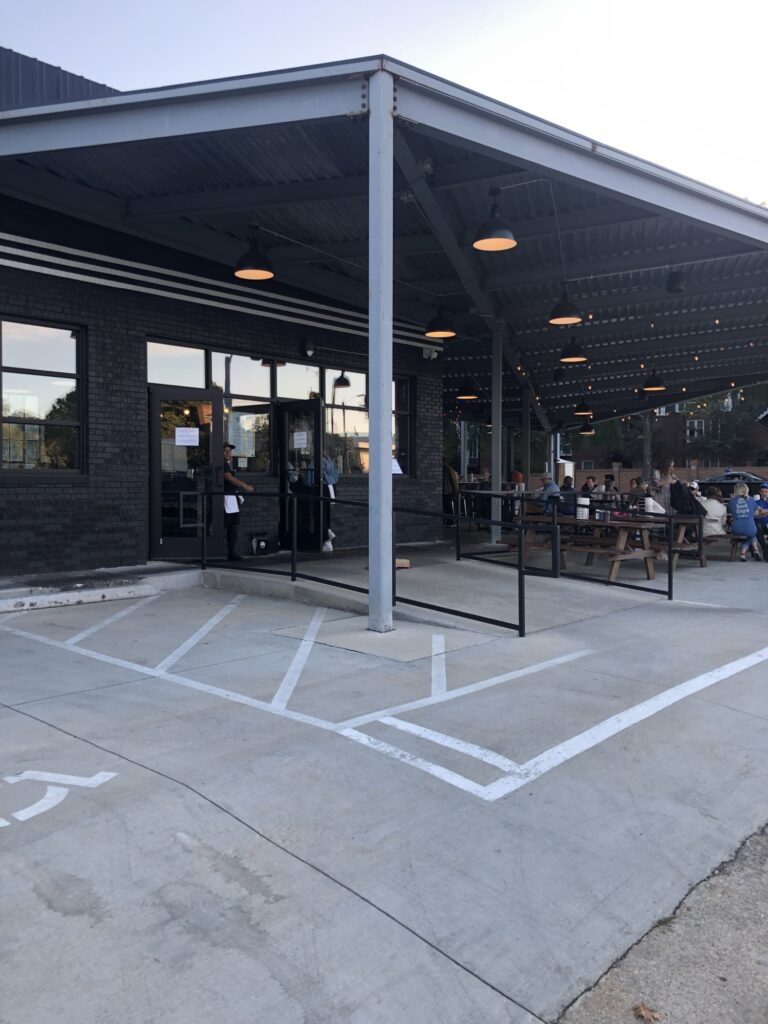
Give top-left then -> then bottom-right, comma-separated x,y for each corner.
1,316 -> 86,480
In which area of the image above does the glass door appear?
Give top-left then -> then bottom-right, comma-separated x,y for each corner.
279,397 -> 324,551
149,387 -> 224,559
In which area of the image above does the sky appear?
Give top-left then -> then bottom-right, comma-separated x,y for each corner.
3,0 -> 767,203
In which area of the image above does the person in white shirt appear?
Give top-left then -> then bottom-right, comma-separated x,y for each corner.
223,443 -> 254,561
696,486 -> 727,539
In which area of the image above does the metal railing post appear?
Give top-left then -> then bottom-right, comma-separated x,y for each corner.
667,513 -> 674,600
201,490 -> 208,570
551,502 -> 560,579
455,508 -> 462,561
517,519 -> 526,637
392,510 -> 397,605
291,493 -> 298,582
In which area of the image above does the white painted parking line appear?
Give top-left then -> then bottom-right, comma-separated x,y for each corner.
153,594 -> 245,672
270,607 -> 325,709
11,785 -> 69,821
4,770 -> 117,788
340,728 -> 489,799
335,649 -> 592,730
65,594 -> 161,645
431,634 -> 446,695
1,624 -> 338,732
482,643 -> 768,801
380,717 -> 521,772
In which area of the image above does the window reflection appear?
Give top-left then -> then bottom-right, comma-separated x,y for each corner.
2,374 -> 78,421
225,400 -> 270,472
325,369 -> 366,407
147,341 -> 205,388
276,363 -> 320,399
211,352 -> 270,397
2,322 -> 76,374
2,422 -> 78,470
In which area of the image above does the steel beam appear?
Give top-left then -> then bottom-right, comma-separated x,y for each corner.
491,321 -> 503,543
394,80 -> 768,249
367,69 -> 395,633
0,71 -> 369,158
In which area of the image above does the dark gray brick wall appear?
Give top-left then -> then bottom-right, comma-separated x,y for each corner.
0,237 -> 443,575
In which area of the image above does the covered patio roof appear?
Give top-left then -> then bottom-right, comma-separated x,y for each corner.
2,54 -> 768,430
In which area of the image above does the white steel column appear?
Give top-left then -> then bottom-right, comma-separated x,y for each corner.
368,70 -> 395,633
490,323 -> 503,543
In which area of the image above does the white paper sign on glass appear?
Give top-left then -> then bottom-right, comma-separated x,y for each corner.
292,431 -> 308,449
175,427 -> 200,446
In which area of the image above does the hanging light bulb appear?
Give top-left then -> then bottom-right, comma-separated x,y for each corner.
472,187 -> 517,251
559,337 -> 588,363
455,378 -> 479,400
641,371 -> 667,392
234,225 -> 274,280
548,290 -> 583,326
424,309 -> 457,339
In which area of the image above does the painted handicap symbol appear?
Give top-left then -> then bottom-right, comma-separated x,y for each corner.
0,771 -> 117,827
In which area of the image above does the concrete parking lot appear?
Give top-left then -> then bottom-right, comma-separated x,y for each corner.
1,559 -> 767,1023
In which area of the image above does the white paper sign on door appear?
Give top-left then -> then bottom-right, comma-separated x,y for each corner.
175,427 -> 200,446
292,431 -> 308,449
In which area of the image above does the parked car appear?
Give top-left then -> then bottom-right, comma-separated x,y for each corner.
698,470 -> 765,496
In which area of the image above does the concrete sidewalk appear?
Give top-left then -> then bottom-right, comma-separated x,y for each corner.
1,555 -> 767,1022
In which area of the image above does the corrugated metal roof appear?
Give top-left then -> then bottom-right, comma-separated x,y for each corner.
2,52 -> 768,427
0,48 -> 117,111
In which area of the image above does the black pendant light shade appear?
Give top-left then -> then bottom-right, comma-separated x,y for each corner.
559,337 -> 588,363
666,269 -> 685,294
333,370 -> 351,388
234,228 -> 274,281
641,371 -> 666,392
424,309 -> 457,339
578,421 -> 595,436
455,378 -> 479,400
548,291 -> 583,326
472,188 -> 517,252
574,398 -> 594,417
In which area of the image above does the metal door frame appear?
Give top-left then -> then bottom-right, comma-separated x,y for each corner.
148,385 -> 224,559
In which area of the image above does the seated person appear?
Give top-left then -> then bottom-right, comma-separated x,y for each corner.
697,486 -> 728,539
754,481 -> 768,553
580,475 -> 597,495
534,471 -> 561,509
728,482 -> 761,561
559,475 -> 577,514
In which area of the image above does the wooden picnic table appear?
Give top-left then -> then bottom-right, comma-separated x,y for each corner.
523,512 -> 702,582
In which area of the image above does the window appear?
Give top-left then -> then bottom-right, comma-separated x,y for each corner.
687,418 -> 705,441
2,320 -> 82,472
581,460 -> 594,470
323,373 -> 412,475
147,340 -> 205,387
212,352 -> 272,472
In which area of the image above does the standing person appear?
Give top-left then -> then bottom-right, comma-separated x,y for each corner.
223,443 -> 253,561
728,482 -> 761,561
653,459 -> 677,512
321,454 -> 340,552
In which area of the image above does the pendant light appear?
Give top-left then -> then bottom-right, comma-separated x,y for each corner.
424,309 -> 457,339
234,225 -> 274,281
578,421 -> 595,436
574,398 -> 594,417
455,378 -> 479,400
559,337 -> 588,363
548,290 -> 583,326
333,370 -> 351,389
472,188 -> 517,252
641,371 -> 666,393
